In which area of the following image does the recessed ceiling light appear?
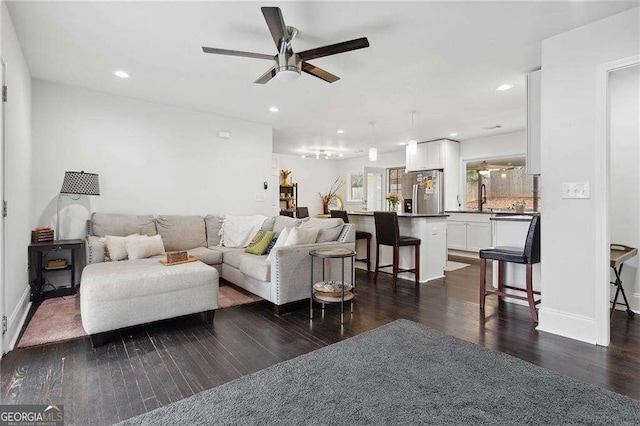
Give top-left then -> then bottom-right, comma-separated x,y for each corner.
269,106 -> 279,113
338,153 -> 344,158
399,142 -> 408,146
336,129 -> 344,134
114,70 -> 129,79
495,84 -> 513,91
449,132 -> 458,137
301,155 -> 307,158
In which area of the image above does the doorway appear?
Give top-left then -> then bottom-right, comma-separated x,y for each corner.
608,64 -> 639,331
363,166 -> 385,211
595,55 -> 640,346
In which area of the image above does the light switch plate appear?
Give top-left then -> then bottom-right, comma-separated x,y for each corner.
562,182 -> 590,199
254,194 -> 266,202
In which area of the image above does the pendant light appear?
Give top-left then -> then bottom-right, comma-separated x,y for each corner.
407,110 -> 417,155
368,121 -> 377,162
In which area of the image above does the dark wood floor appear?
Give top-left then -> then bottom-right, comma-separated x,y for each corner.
1,262 -> 639,425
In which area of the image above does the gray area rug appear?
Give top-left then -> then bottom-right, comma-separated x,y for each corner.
119,320 -> 640,425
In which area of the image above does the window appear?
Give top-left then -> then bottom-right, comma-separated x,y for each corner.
388,167 -> 406,195
347,172 -> 364,202
465,157 -> 541,212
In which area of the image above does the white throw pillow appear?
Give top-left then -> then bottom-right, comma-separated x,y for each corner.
105,234 -> 139,261
266,227 -> 292,261
126,235 -> 166,260
285,227 -> 320,246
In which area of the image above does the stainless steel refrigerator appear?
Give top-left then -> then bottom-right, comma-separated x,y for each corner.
401,170 -> 444,214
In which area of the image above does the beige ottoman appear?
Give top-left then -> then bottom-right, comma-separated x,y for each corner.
81,258 -> 218,346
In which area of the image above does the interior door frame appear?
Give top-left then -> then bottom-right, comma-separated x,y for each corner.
594,54 -> 640,347
363,166 -> 387,211
0,58 -> 6,356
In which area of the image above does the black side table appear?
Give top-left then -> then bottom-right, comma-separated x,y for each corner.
28,239 -> 84,302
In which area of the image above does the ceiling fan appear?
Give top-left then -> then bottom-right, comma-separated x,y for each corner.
201,7 -> 370,84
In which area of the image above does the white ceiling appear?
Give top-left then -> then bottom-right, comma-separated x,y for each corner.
8,1 -> 638,158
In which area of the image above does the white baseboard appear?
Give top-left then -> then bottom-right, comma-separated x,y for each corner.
5,286 -> 31,352
536,306 -> 597,345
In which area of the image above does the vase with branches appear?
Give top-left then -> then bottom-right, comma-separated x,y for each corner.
319,178 -> 345,214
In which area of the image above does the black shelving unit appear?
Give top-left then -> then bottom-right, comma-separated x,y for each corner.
28,239 -> 84,302
279,183 -> 298,217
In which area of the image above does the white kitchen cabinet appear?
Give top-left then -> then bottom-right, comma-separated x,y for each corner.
447,213 -> 493,253
423,141 -> 443,170
466,222 -> 492,252
406,140 -> 446,171
526,69 -> 541,175
447,221 -> 468,250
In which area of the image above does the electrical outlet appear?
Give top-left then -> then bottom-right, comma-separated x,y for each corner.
562,182 -> 590,199
254,194 -> 266,202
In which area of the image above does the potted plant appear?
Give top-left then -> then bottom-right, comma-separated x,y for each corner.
386,192 -> 403,212
319,178 -> 345,214
512,200 -> 526,214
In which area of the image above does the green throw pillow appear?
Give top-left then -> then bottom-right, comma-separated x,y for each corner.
245,231 -> 276,255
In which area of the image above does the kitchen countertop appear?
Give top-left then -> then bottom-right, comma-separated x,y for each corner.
445,210 -> 540,216
347,211 -> 449,218
489,215 -> 534,222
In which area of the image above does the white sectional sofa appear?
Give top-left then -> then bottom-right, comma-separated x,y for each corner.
82,213 -> 355,340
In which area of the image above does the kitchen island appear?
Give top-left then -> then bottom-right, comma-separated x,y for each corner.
347,212 -> 448,283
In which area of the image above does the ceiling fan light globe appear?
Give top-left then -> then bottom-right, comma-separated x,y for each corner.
276,68 -> 301,81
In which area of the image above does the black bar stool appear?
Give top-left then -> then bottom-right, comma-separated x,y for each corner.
331,210 -> 371,271
479,216 -> 541,323
373,212 -> 420,287
296,207 -> 309,218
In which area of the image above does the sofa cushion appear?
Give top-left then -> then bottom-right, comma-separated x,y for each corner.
105,234 -> 139,261
156,215 -> 206,251
220,247 -> 247,269
188,247 -> 223,265
240,256 -> 270,282
126,235 -> 165,260
92,213 -> 156,237
261,216 -> 277,232
273,216 -> 307,235
205,215 -> 223,247
300,218 -> 344,243
286,227 -> 319,245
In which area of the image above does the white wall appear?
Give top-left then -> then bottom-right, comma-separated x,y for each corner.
609,65 -> 640,310
337,150 -> 406,210
31,80 -> 273,240
539,8 -> 640,344
2,1 -> 32,350
459,131 -> 526,161
272,154 -> 340,217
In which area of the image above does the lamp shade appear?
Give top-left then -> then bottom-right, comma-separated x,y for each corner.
60,171 -> 100,195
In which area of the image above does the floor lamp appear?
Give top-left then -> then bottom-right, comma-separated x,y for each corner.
56,171 -> 100,240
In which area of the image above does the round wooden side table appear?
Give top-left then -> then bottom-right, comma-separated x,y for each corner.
309,247 -> 356,324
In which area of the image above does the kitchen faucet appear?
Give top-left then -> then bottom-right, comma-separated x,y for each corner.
479,183 -> 487,211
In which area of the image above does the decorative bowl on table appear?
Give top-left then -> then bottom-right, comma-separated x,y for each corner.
313,280 -> 353,297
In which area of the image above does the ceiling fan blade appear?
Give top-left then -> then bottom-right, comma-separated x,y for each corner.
254,66 -> 277,84
202,47 -> 274,61
261,7 -> 288,51
301,62 -> 340,83
298,37 -> 370,61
